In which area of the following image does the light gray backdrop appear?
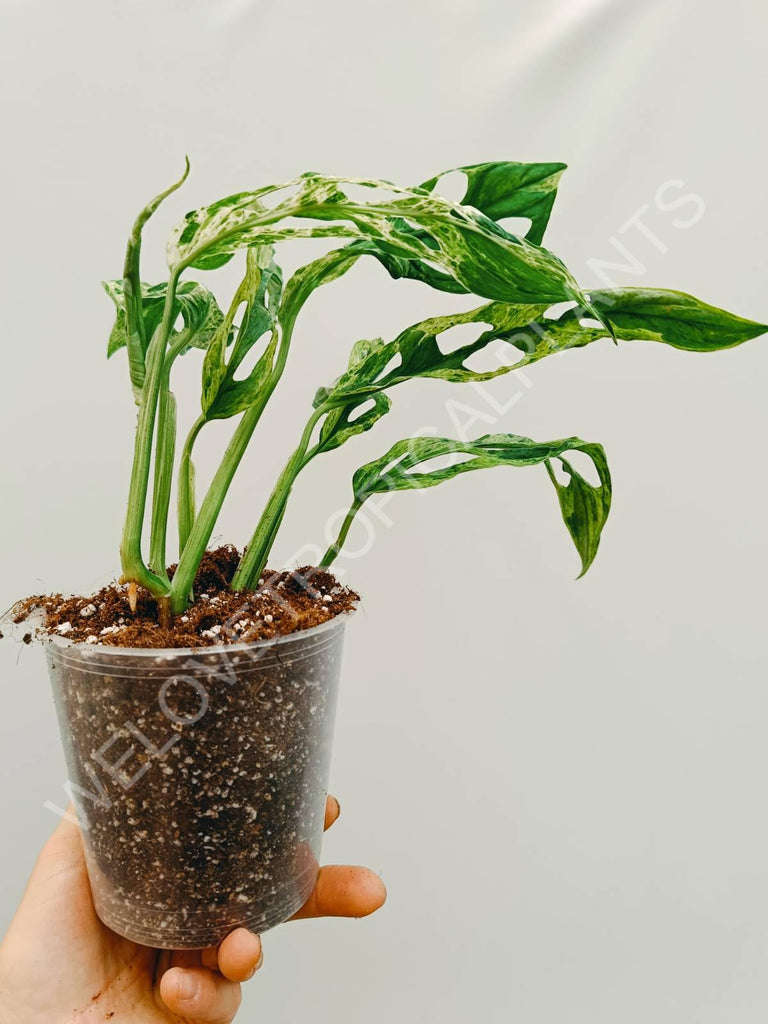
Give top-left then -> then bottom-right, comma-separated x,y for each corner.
1,0 -> 767,1020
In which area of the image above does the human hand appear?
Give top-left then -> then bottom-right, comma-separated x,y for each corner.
0,798 -> 385,1023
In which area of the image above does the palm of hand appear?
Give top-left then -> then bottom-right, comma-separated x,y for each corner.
0,800 -> 385,1024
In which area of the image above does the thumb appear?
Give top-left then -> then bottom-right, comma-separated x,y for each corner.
160,967 -> 242,1024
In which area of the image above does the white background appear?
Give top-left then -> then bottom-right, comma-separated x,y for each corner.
1,0 -> 767,1020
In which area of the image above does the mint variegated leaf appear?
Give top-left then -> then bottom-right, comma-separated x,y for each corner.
167,173 -> 590,308
103,280 -> 225,361
591,289 -> 767,351
499,288 -> 768,361
545,444 -> 612,577
320,433 -> 611,576
312,339 -> 394,455
419,161 -> 567,246
317,301 -> 550,408
201,249 -> 282,420
321,161 -> 568,295
315,393 -> 393,456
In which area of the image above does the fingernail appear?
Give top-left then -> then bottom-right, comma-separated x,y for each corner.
177,972 -> 199,1001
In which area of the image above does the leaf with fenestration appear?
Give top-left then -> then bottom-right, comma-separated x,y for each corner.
313,340 -> 393,454
544,444 -> 612,577
316,394 -> 393,455
103,280 -> 225,359
201,249 -> 283,420
419,161 -> 567,246
331,433 -> 611,575
345,161 -> 568,292
167,173 -> 589,308
317,301 -> 550,407
493,288 -> 768,363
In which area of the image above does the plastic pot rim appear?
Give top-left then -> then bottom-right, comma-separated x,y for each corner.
42,606 -> 357,660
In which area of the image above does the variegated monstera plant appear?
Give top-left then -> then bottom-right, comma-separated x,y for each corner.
105,161 -> 765,620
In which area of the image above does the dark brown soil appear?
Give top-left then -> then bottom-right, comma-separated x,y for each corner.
10,546 -> 358,649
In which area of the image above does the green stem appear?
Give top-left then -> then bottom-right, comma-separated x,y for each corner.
177,413 -> 206,557
168,294 -> 308,614
120,271 -> 180,597
169,400 -> 267,614
320,497 -> 365,568
231,406 -> 325,592
148,335 -> 190,578
148,388 -> 177,578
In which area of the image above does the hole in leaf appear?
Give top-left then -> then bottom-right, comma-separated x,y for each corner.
549,460 -> 571,486
463,339 -> 524,374
376,453 -> 410,484
437,321 -> 492,355
231,302 -> 248,331
258,182 -> 302,211
374,353 -> 402,381
341,182 -> 402,205
349,399 -> 376,423
173,313 -> 185,331
544,300 -> 578,321
261,215 -> 357,240
579,317 -> 604,329
420,258 -> 450,277
496,216 -> 532,237
557,451 -> 601,488
397,217 -> 434,239
231,332 -> 271,382
407,452 -> 476,475
430,170 -> 467,204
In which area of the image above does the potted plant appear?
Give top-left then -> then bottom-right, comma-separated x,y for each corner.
8,159 -> 765,949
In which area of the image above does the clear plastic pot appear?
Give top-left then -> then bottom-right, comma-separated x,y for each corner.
45,613 -> 350,949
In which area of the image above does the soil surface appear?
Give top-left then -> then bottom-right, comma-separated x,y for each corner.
10,546 -> 358,649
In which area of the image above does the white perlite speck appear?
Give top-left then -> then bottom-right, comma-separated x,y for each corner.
80,604 -> 97,618
56,622 -> 73,634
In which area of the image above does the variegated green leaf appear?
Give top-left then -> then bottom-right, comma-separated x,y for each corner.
103,280 -> 225,359
316,393 -> 393,455
544,444 -> 612,577
311,285 -> 765,501
350,434 -> 603,496
337,161 -> 567,294
314,340 -> 393,454
201,249 -> 282,420
499,288 -> 768,362
167,173 -> 588,308
316,301 -> 550,408
591,289 -> 767,351
321,433 -> 611,575
420,161 -> 567,246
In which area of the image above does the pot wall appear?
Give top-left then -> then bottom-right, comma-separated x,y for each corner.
46,615 -> 349,948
